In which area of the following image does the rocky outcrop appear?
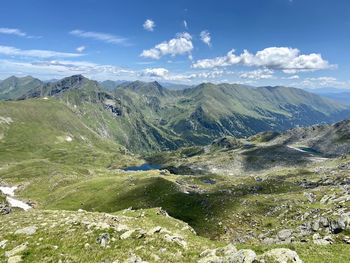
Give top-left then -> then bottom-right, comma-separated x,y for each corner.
199,245 -> 302,263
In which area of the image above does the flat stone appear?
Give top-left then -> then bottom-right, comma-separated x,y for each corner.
5,243 -> 27,257
15,226 -> 37,235
7,255 -> 22,263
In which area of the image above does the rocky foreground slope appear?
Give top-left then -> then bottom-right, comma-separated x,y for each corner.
1,207 -> 304,263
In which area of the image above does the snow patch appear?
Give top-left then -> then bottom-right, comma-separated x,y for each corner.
7,196 -> 32,211
65,136 -> 73,142
0,186 -> 32,211
0,186 -> 17,196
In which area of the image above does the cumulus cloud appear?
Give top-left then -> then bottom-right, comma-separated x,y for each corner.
239,69 -> 274,80
192,47 -> 332,73
200,30 -> 211,46
143,68 -> 169,78
0,45 -> 83,58
0,27 -> 27,37
140,32 -> 193,59
76,46 -> 86,53
143,19 -> 155,31
70,30 -> 128,45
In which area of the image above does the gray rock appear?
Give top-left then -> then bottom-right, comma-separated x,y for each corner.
0,240 -> 8,249
96,233 -> 110,247
311,220 -> 320,231
14,226 -> 37,235
256,248 -> 302,263
226,249 -> 256,263
277,229 -> 293,241
262,237 -> 276,245
7,255 -> 23,263
319,217 -> 329,228
343,236 -> 350,244
147,226 -> 162,236
120,229 -> 135,240
5,243 -> 27,258
304,192 -> 316,203
220,243 -> 237,256
164,234 -> 187,248
312,233 -> 334,245
0,202 -> 11,215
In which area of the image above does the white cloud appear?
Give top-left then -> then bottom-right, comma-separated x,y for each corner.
0,45 -> 83,58
0,59 -> 136,80
286,75 -> 300,80
200,30 -> 211,46
296,76 -> 350,89
192,47 -> 332,73
143,19 -> 155,31
183,20 -> 188,29
0,27 -> 27,37
143,68 -> 169,78
140,32 -> 193,59
142,67 -> 225,82
76,46 -> 86,53
70,30 -> 127,45
239,69 -> 274,80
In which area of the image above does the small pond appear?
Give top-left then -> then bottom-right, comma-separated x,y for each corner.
123,163 -> 161,171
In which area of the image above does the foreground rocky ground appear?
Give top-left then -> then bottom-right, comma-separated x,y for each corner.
0,208 -> 305,263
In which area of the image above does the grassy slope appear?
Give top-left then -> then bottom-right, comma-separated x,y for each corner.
0,76 -> 43,100
114,82 -> 350,148
0,96 -> 350,262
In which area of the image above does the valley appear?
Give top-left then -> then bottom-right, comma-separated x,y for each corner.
0,75 -> 350,262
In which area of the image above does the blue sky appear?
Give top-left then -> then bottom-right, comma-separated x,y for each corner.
0,0 -> 349,89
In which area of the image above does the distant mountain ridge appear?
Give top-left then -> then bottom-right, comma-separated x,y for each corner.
306,87 -> 350,105
1,74 -> 350,152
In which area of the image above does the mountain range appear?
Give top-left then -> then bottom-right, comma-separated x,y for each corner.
1,75 -> 350,262
1,75 -> 350,152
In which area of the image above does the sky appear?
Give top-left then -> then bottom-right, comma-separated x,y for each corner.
0,0 -> 349,89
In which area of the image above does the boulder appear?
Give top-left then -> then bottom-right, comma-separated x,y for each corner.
5,243 -> 27,258
225,249 -> 256,263
120,230 -> 135,240
147,226 -> 162,236
277,229 -> 293,241
164,234 -> 187,248
14,226 -> 37,236
256,248 -> 302,263
7,255 -> 23,263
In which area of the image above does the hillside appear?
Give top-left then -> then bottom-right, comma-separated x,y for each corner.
1,95 -> 350,262
115,81 -> 350,146
0,76 -> 43,101
1,75 -> 349,153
